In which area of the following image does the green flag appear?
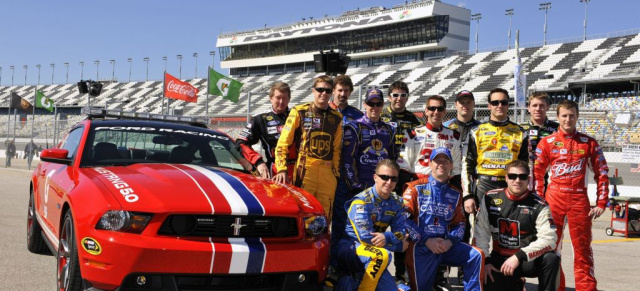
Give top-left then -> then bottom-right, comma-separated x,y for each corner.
35,90 -> 54,112
208,68 -> 243,103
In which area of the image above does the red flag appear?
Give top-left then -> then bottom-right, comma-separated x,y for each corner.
164,72 -> 199,103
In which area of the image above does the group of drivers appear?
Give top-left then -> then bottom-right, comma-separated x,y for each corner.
235,75 -> 609,291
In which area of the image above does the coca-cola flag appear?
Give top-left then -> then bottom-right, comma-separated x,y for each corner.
164,72 -> 199,103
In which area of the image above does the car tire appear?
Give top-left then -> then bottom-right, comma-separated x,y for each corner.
57,211 -> 82,291
27,190 -> 48,253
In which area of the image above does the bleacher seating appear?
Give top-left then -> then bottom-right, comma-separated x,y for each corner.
1,31 -> 640,132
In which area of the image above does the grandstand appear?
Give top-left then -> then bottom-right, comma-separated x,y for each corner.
1,0 -> 640,148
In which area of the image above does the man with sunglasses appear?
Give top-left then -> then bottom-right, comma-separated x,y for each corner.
236,82 -> 295,179
381,81 -> 423,283
330,75 -> 364,124
475,160 -> 560,291
330,88 -> 395,274
462,88 -> 529,216
275,75 -> 343,221
336,159 -> 409,291
403,147 -> 484,291
533,100 -> 609,291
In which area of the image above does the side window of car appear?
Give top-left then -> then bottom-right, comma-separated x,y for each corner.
60,127 -> 84,159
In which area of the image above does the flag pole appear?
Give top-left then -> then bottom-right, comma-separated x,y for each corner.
163,71 -> 168,115
206,66 -> 210,117
6,92 -> 11,141
12,109 -> 17,141
31,88 -> 36,143
53,105 -> 58,146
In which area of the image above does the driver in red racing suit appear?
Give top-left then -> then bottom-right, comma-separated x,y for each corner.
533,100 -> 608,291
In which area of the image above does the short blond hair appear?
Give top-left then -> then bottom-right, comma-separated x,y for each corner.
269,82 -> 290,98
313,75 -> 333,89
528,92 -> 551,106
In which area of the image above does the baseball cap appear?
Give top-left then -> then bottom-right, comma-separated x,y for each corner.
429,147 -> 453,162
365,88 -> 384,102
455,90 -> 474,102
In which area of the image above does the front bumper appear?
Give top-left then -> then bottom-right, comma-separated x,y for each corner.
78,230 -> 329,290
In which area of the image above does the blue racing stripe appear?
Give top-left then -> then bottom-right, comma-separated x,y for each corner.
245,238 -> 266,273
207,167 -> 265,215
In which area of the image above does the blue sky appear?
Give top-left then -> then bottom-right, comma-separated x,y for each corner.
0,0 -> 638,85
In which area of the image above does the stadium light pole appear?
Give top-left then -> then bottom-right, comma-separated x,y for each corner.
23,65 -> 28,86
162,56 -> 167,72
50,63 -> 55,85
64,62 -> 69,84
581,0 -> 591,41
127,58 -> 132,82
36,65 -> 41,85
143,57 -> 150,81
79,61 -> 84,80
10,66 -> 15,86
177,55 -> 183,79
539,2 -> 551,45
471,13 -> 482,53
506,9 -> 514,49
210,51 -> 215,68
193,53 -> 198,78
110,59 -> 116,81
94,60 -> 100,80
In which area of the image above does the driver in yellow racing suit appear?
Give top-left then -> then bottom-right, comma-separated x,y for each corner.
274,75 -> 343,220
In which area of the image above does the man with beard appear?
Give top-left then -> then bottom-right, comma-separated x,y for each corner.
236,82 -> 295,179
329,75 -> 363,124
275,75 -> 343,221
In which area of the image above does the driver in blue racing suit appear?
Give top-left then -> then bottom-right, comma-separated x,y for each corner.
336,159 -> 408,291
402,148 -> 484,291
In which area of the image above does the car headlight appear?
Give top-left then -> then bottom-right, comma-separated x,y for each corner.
304,215 -> 327,237
96,210 -> 152,234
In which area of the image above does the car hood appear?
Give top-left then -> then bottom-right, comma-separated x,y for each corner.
83,164 -> 324,216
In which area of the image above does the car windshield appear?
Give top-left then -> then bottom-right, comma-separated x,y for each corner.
81,124 -> 252,171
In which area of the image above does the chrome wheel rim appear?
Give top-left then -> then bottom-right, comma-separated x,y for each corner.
57,218 -> 71,291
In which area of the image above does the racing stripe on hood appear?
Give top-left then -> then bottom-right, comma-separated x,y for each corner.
183,165 -> 252,215
165,164 -> 215,214
228,238 -> 266,274
172,164 -> 232,214
205,167 -> 265,215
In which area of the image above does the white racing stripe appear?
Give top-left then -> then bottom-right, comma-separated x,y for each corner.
228,238 -> 250,274
209,237 -> 215,273
165,164 -> 215,214
36,212 -> 59,249
184,165 -> 249,215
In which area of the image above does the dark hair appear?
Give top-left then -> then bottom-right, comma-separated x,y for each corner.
333,75 -> 353,91
506,160 -> 530,175
375,159 -> 400,174
313,75 -> 334,89
270,82 -> 290,98
528,92 -> 551,106
388,81 -> 409,96
487,88 -> 509,103
426,95 -> 446,108
556,100 -> 580,116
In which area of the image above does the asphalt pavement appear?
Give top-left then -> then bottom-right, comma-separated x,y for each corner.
1,157 -> 639,291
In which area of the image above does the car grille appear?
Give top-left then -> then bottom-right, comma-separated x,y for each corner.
158,215 -> 298,238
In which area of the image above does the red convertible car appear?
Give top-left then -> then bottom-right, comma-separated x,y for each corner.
27,110 -> 329,291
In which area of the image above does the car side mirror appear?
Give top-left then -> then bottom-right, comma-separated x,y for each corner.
40,149 -> 72,165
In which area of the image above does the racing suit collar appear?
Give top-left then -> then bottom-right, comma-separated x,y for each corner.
456,118 -> 478,127
385,106 -> 408,117
371,185 -> 390,201
529,118 -> 549,128
428,175 -> 448,189
488,118 -> 510,127
558,127 -> 577,138
425,122 -> 443,132
505,188 -> 530,201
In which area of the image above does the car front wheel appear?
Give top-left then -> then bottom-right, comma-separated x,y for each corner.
57,211 -> 82,291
